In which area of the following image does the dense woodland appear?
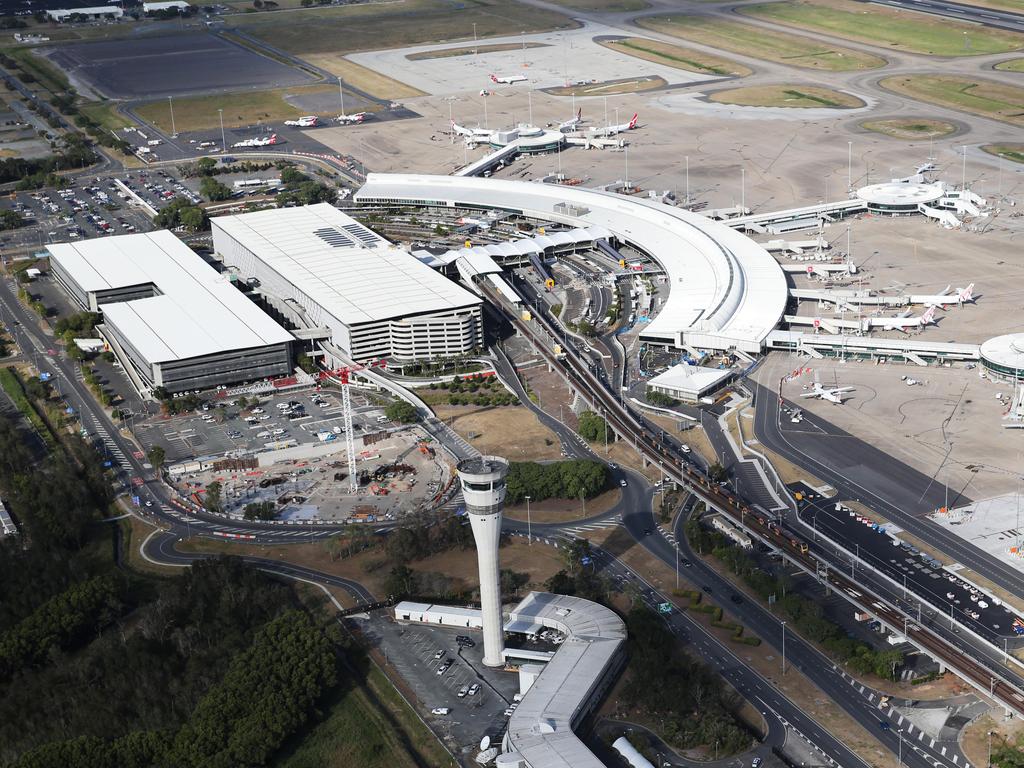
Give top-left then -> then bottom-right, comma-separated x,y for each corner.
0,409 -> 341,767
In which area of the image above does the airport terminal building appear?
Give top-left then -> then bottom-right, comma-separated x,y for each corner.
212,203 -> 484,363
48,231 -> 293,395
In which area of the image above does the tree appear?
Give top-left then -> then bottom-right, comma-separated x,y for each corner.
384,400 -> 419,424
708,463 -> 728,483
195,157 -> 216,175
243,501 -> 276,521
577,410 -> 608,442
146,446 -> 165,471
198,176 -> 231,202
203,482 -> 223,514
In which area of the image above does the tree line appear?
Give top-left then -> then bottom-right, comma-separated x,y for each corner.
505,459 -> 608,505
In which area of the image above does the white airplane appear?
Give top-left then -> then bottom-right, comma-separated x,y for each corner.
336,112 -> 369,124
558,108 -> 583,132
284,115 -> 318,128
917,283 -> 975,309
583,113 -> 638,137
490,73 -> 528,85
869,305 -> 937,333
800,381 -> 855,404
450,120 -> 492,139
231,133 -> 279,148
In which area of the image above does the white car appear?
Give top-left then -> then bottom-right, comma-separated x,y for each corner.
679,444 -> 691,453
431,707 -> 450,716
619,479 -> 627,487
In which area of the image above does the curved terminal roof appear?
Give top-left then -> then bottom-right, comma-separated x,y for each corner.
356,174 -> 787,353
981,333 -> 1024,378
856,181 -> 945,207
501,592 -> 626,768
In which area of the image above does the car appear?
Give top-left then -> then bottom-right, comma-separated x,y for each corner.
879,721 -> 891,731
433,649 -> 445,660
619,479 -> 627,487
457,685 -> 469,698
751,759 -> 763,768
730,594 -> 744,605
608,463 -> 618,470
431,707 -> 450,716
456,635 -> 475,648
680,444 -> 691,453
436,663 -> 450,676
468,683 -> 480,696
681,559 -> 692,568
144,500 -> 153,507
642,528 -> 652,536
702,585 -> 712,594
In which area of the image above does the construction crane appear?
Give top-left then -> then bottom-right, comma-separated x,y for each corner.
319,360 -> 387,493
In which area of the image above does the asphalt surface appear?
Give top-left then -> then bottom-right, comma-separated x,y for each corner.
860,0 -> 1024,33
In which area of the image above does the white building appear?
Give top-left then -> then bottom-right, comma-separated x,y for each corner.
212,204 -> 483,363
48,231 -> 293,395
646,363 -> 733,403
46,5 -> 123,21
355,174 -> 788,355
143,0 -> 190,11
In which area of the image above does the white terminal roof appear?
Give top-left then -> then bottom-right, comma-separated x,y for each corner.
647,363 -> 732,395
212,203 -> 481,326
503,592 -> 626,768
856,181 -> 945,207
47,231 -> 291,364
981,334 -> 1024,373
356,174 -> 787,352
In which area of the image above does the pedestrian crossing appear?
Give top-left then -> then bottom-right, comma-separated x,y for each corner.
563,518 -> 620,536
89,415 -> 132,471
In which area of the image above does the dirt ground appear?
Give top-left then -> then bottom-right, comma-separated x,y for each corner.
961,709 -> 1024,768
504,487 -> 621,524
432,404 -> 564,461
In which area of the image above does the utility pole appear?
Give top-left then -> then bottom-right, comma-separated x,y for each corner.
218,108 -> 226,152
685,155 -> 690,205
168,96 -> 177,138
962,145 -> 967,191
781,621 -> 787,674
741,167 -> 746,212
525,495 -> 532,545
847,140 -> 852,189
338,77 -> 346,118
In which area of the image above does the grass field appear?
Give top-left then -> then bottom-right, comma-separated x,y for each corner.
709,85 -> 864,108
433,404 -> 564,461
995,57 -> 1024,71
861,118 -> 957,139
879,74 -> 1024,127
599,36 -> 752,77
236,0 -> 577,55
545,75 -> 667,96
406,41 -> 547,61
544,0 -> 648,10
739,0 -> 1024,56
8,48 -> 70,94
79,101 -> 132,131
134,84 -> 336,132
636,15 -> 885,71
300,56 -> 425,100
274,664 -> 454,768
983,144 -> 1024,164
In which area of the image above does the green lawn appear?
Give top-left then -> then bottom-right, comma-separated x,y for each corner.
982,144 -> 1024,164
636,14 -> 885,71
709,84 -> 864,108
879,75 -> 1024,127
236,0 -> 577,55
994,57 -> 1024,71
740,0 -> 1024,56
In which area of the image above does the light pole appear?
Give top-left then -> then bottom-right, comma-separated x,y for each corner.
218,108 -> 226,152
988,730 -> 994,768
781,621 -> 787,674
168,96 -> 177,137
525,495 -> 532,545
897,729 -> 903,766
685,155 -> 690,205
741,167 -> 746,212
847,140 -> 852,189
473,22 -> 478,59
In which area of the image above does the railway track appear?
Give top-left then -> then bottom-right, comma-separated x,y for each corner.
480,279 -> 1024,717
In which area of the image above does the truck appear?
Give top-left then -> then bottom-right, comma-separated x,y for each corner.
316,431 -> 335,442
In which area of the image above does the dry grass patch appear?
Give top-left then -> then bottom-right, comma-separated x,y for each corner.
983,143 -> 1024,164
505,487 -> 621,524
861,118 -> 957,139
433,404 -> 564,461
637,14 -> 885,71
709,84 -> 864,108
302,56 -> 426,99
545,75 -> 667,96
879,74 -> 1024,127
740,0 -> 1024,57
135,84 -> 336,132
544,0 -> 649,9
599,36 -> 751,77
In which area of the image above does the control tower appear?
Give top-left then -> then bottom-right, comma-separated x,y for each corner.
458,455 -> 509,667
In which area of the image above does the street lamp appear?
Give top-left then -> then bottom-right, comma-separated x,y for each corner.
525,495 -> 532,545
218,108 -> 226,152
781,621 -> 787,674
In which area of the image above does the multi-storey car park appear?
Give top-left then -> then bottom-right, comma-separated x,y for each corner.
355,173 -> 789,356
211,203 -> 484,365
48,231 -> 293,396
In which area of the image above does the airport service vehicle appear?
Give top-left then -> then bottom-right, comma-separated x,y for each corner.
284,115 -> 318,128
490,73 -> 528,84
336,112 -> 368,124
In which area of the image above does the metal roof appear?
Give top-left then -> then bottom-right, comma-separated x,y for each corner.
647,363 -> 733,395
503,592 -> 626,768
355,175 -> 787,352
47,231 -> 292,364
212,203 -> 481,326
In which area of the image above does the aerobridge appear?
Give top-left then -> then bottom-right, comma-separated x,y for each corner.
766,330 -> 980,366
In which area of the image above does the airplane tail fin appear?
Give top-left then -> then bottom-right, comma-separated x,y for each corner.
628,113 -> 638,129
489,74 -> 498,82
922,305 -> 936,324
268,134 -> 277,144
577,107 -> 582,121
959,282 -> 975,303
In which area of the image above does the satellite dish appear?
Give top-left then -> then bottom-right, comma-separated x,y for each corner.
480,735 -> 491,751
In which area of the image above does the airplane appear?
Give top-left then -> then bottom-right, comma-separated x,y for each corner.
558,108 -> 583,132
800,381 -> 855,404
576,113 -> 638,138
450,120 -> 492,139
490,73 -> 528,85
231,133 -> 278,148
336,112 -> 369,124
868,305 -> 937,333
917,283 -> 975,309
284,115 -> 318,128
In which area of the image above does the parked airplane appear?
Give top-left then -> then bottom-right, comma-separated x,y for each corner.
558,108 -> 583,132
800,381 -> 855,404
231,133 -> 278,148
869,305 -> 937,332
490,73 -> 528,84
917,283 -> 975,309
337,112 -> 369,124
284,115 -> 318,127
584,113 -> 638,137
450,120 -> 492,139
